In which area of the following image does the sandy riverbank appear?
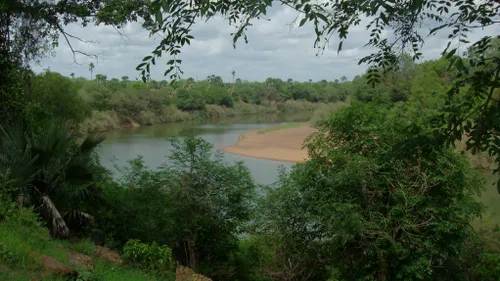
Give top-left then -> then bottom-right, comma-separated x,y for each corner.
223,125 -> 318,162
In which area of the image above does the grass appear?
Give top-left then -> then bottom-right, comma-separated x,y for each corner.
92,259 -> 167,281
0,201 -> 172,281
257,122 -> 306,134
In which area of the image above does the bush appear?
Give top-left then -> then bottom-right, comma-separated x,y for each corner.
94,137 -> 256,279
26,71 -> 90,125
123,239 -> 173,273
309,102 -> 348,126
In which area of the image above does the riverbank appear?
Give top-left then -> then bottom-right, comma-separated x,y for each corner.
223,124 -> 317,162
223,121 -> 497,170
78,101 -> 322,134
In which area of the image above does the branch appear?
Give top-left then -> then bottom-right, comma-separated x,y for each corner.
112,25 -> 131,45
56,24 -> 102,64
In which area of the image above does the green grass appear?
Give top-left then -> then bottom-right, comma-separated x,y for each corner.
257,122 -> 306,134
0,201 -> 173,281
92,259 -> 168,281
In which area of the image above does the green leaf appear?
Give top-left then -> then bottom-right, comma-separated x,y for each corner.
299,18 -> 307,27
445,48 -> 457,59
136,63 -> 147,70
142,56 -> 153,62
337,41 -> 343,54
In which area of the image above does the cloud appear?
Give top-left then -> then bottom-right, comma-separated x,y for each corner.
31,5 -> 495,83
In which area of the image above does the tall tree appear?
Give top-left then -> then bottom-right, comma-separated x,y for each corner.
231,70 -> 236,84
70,72 -> 75,79
88,62 -> 95,80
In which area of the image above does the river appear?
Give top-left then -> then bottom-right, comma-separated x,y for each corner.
96,112 -> 500,223
96,112 -> 313,185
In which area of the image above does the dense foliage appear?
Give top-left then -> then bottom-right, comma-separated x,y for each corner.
0,121 -> 105,238
15,71 -> 346,133
92,137 -> 256,279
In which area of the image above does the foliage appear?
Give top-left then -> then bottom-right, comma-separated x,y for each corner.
0,121 -> 105,237
0,199 -> 169,281
250,102 -> 486,281
309,101 -> 349,127
71,75 -> 336,132
25,71 -> 91,126
123,239 -> 173,274
94,136 -> 256,279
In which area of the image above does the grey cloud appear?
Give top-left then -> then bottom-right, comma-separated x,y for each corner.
32,5 -> 495,83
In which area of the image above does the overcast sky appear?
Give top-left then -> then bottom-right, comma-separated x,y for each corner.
31,4 -> 497,83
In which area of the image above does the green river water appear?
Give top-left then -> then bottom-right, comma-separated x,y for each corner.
96,112 -> 500,223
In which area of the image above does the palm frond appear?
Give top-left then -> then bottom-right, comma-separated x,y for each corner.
67,184 -> 97,203
62,209 -> 94,224
40,195 -> 70,238
79,134 -> 105,156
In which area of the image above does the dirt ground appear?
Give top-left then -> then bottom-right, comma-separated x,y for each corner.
223,126 -> 318,162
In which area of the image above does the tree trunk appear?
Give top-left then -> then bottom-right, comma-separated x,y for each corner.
41,195 -> 70,238
188,241 -> 198,270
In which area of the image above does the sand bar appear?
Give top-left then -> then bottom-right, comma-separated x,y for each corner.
223,126 -> 318,162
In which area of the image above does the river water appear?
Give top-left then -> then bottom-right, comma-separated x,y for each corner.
96,111 -> 500,223
96,112 -> 313,185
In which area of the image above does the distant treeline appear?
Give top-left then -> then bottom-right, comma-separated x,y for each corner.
27,72 -> 353,133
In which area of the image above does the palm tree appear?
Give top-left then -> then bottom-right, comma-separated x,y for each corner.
340,76 -> 348,83
231,70 -> 236,84
0,121 -> 104,238
70,73 -> 75,80
88,62 -> 95,80
308,79 -> 312,84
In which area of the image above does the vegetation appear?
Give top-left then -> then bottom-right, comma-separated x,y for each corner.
138,0 -> 500,190
257,122 -> 306,134
1,1 -> 500,281
10,70 -> 347,133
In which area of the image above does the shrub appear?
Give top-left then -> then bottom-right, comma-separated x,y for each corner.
95,137 -> 256,279
123,239 -> 173,273
309,102 -> 347,126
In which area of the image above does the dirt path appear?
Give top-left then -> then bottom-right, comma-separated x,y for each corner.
223,126 -> 318,162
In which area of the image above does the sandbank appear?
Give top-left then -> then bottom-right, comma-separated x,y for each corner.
223,125 -> 317,162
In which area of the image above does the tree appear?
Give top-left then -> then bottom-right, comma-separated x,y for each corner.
95,74 -> 107,83
308,79 -> 312,84
340,76 -> 347,83
88,62 -> 95,80
99,137 -> 255,278
0,121 -> 105,238
207,75 -> 224,87
26,72 -> 90,124
121,76 -> 129,82
70,73 -> 75,79
231,70 -> 236,84
254,102 -> 484,281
